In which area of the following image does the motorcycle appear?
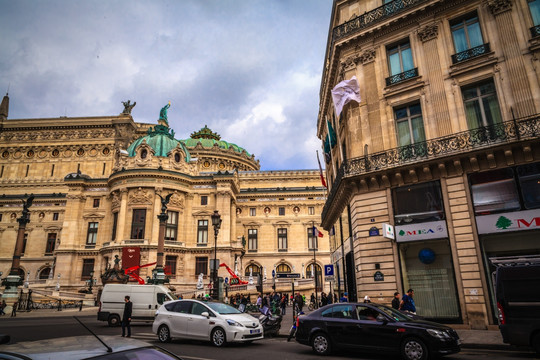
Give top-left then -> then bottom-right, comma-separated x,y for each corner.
258,306 -> 282,337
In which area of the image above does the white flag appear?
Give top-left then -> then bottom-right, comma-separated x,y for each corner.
331,76 -> 361,118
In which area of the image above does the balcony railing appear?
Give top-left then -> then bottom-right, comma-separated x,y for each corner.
333,0 -> 428,42
531,25 -> 540,38
451,43 -> 490,64
321,114 -> 540,221
386,68 -> 419,86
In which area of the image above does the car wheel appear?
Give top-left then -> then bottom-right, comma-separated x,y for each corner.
211,327 -> 226,347
158,325 -> 171,343
311,332 -> 332,356
107,314 -> 120,327
401,337 -> 428,360
532,332 -> 540,356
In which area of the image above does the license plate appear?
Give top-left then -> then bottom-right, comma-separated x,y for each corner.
250,329 -> 261,334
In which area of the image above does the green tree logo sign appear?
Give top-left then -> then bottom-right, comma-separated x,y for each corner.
495,216 -> 513,230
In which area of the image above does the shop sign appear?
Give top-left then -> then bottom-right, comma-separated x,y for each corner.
369,226 -> 380,236
382,223 -> 395,239
476,209 -> 540,234
395,220 -> 448,242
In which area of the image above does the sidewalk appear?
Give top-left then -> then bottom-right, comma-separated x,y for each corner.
3,306 -> 520,351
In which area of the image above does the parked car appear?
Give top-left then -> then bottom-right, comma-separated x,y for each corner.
0,335 -> 183,360
295,302 -> 460,359
495,261 -> 540,355
152,299 -> 264,347
98,284 -> 176,326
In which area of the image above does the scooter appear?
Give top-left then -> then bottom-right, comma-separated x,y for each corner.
258,306 -> 282,337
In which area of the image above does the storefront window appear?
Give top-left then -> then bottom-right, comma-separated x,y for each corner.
469,168 -> 520,215
399,239 -> 460,321
517,163 -> 540,209
393,181 -> 444,225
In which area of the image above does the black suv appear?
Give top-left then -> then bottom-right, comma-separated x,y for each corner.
496,261 -> 540,355
295,302 -> 460,359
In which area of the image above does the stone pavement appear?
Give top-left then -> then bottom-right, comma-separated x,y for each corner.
1,305 -> 523,352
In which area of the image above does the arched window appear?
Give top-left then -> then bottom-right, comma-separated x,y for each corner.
276,263 -> 291,273
245,264 -> 260,276
306,263 -> 322,278
39,267 -> 51,280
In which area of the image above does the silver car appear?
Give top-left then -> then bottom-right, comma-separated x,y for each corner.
152,299 -> 263,347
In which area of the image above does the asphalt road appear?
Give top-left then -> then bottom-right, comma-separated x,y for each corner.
0,315 -> 537,360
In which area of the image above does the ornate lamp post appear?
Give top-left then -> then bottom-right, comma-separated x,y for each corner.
151,193 -> 172,285
211,210 -> 222,300
88,271 -> 95,293
2,195 -> 34,304
312,223 -> 318,309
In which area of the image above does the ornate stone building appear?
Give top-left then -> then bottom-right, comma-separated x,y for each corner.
318,0 -> 539,328
0,96 -> 329,297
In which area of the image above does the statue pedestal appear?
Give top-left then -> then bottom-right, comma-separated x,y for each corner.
83,293 -> 96,306
2,275 -> 22,306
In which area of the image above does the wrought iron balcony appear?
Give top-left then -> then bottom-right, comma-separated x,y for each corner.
386,68 -> 419,86
531,25 -> 540,38
451,43 -> 490,64
333,0 -> 428,42
322,114 -> 540,221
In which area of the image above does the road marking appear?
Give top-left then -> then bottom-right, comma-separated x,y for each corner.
178,356 -> 214,360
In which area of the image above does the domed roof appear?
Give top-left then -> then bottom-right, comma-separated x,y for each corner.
127,124 -> 190,161
181,125 -> 250,156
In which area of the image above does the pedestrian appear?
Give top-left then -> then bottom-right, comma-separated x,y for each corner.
310,292 -> 315,306
280,294 -> 287,315
339,292 -> 348,302
11,301 -> 17,317
327,292 -> 333,304
0,299 -> 6,315
399,289 -> 416,314
121,295 -> 132,337
363,295 -> 371,303
294,292 -> 304,312
392,292 -> 400,310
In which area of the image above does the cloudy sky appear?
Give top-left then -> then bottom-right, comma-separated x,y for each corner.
0,1 -> 332,171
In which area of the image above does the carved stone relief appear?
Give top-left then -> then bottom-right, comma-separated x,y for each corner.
128,188 -> 152,205
417,22 -> 439,42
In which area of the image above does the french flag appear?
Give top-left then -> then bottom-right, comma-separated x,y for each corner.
313,226 -> 324,238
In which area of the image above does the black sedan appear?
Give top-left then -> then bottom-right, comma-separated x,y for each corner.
295,302 -> 460,359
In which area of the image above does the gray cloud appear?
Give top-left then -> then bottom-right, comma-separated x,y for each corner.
0,0 -> 330,170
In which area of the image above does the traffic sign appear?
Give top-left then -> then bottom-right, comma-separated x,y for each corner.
324,264 -> 334,276
276,273 -> 300,279
272,269 -> 275,278
325,276 -> 335,282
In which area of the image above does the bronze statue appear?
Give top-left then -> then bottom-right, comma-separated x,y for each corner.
159,102 -> 171,124
121,100 -> 136,115
158,193 -> 173,214
21,194 -> 34,220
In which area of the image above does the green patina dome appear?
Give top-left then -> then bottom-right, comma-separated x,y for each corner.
181,125 -> 250,156
127,124 -> 190,161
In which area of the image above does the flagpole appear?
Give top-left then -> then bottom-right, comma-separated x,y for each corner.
333,112 -> 344,163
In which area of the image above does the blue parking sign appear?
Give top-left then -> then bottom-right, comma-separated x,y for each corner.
324,265 -> 334,276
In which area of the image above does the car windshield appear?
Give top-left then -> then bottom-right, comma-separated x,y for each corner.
373,304 -> 412,322
205,302 -> 242,315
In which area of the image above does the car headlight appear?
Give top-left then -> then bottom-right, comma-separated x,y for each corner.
426,329 -> 451,339
226,319 -> 244,327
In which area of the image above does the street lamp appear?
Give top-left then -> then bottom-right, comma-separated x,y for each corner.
211,210 -> 222,300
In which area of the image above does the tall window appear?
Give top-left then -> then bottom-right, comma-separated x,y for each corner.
86,222 -> 98,245
53,212 -> 59,221
279,207 -> 285,216
165,211 -> 178,241
249,208 -> 256,216
278,228 -> 287,251
197,220 -> 208,244
93,198 -> 100,208
308,228 -> 318,250
131,209 -> 146,239
530,0 -> 540,26
451,12 -> 484,54
462,80 -> 502,129
111,212 -> 118,241
393,181 -> 444,225
45,233 -> 56,254
195,257 -> 208,275
248,229 -> 258,251
81,259 -> 94,280
387,40 -> 414,76
308,207 -> 315,215
165,255 -> 177,277
395,103 -> 425,146
201,196 -> 208,206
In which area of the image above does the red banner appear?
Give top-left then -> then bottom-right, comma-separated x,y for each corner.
122,247 -> 140,281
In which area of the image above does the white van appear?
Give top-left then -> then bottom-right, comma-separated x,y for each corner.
98,284 -> 176,326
